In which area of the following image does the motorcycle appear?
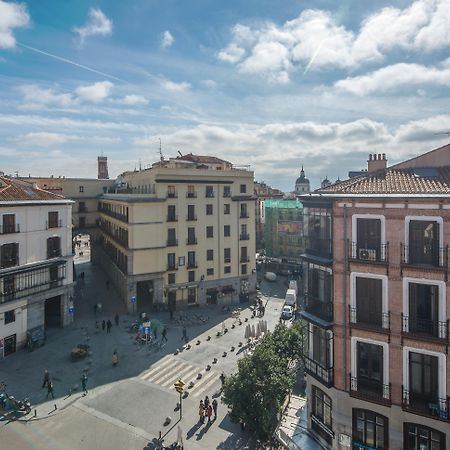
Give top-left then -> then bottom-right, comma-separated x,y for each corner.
0,391 -> 31,416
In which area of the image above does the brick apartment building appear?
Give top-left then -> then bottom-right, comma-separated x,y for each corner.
300,144 -> 450,449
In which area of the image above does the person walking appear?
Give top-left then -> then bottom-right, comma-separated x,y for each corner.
114,313 -> 119,326
181,326 -> 188,343
81,373 -> 88,395
198,400 -> 205,424
112,350 -> 118,367
207,403 -> 213,423
204,395 -> 210,409
106,320 -> 112,333
41,369 -> 50,388
102,320 -> 106,332
46,380 -> 54,399
153,326 -> 158,340
212,398 -> 218,419
161,326 -> 168,343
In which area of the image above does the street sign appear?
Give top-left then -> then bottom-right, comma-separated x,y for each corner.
130,296 -> 136,304
68,306 -> 74,313
174,379 -> 185,394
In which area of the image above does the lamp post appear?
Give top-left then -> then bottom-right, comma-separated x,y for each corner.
174,379 -> 185,420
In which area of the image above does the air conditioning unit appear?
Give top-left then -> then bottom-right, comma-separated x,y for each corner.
358,248 -> 376,260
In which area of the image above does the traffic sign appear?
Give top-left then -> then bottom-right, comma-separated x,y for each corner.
130,296 -> 136,304
174,379 -> 185,394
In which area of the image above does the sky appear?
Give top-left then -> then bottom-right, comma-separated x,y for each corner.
0,0 -> 450,191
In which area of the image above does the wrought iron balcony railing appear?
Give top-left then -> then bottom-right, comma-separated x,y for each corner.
350,376 -> 391,406
304,356 -> 333,387
401,314 -> 449,341
349,306 -> 390,331
348,241 -> 389,264
402,387 -> 449,422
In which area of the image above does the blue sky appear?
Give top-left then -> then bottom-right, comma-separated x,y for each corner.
0,0 -> 450,191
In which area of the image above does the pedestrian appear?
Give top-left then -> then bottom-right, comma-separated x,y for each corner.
153,326 -> 158,340
94,303 -> 98,315
102,320 -> 106,331
181,326 -> 188,343
106,279 -> 110,290
114,313 -> 119,326
46,380 -> 54,399
42,369 -> 50,388
161,326 -> 168,343
207,403 -> 213,423
81,373 -> 88,395
112,350 -> 118,367
198,400 -> 205,424
106,320 -> 112,333
95,320 -> 99,329
212,398 -> 218,419
204,395 -> 210,409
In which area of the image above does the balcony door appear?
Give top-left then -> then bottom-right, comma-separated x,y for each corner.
357,342 -> 383,395
356,277 -> 382,327
409,352 -> 438,406
409,283 -> 439,336
409,220 -> 439,265
357,218 -> 381,260
404,423 -> 445,450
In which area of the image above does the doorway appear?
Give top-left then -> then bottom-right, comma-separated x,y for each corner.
4,334 -> 16,356
45,295 -> 61,328
136,280 -> 154,313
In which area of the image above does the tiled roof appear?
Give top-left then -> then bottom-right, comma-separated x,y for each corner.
176,153 -> 231,165
317,166 -> 450,195
0,176 -> 67,201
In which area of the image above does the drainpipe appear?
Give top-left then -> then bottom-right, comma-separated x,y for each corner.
342,205 -> 348,391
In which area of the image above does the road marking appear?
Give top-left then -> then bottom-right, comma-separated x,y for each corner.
156,362 -> 191,386
192,372 -> 219,397
140,355 -> 173,379
160,364 -> 198,388
141,358 -> 179,381
146,360 -> 187,384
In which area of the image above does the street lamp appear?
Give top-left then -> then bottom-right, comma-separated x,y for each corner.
174,379 -> 185,420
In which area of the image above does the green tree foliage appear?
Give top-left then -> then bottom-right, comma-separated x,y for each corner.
222,323 -> 305,441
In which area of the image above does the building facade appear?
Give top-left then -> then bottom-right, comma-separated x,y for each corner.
0,177 -> 74,358
301,145 -> 450,450
96,154 -> 257,313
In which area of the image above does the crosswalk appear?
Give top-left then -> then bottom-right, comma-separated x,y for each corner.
139,355 -> 220,398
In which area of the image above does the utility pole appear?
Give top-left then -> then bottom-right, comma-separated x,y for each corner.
174,379 -> 185,420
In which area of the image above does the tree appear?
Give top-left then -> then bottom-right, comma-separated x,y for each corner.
222,323 -> 305,442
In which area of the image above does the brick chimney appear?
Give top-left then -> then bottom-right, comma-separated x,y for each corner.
367,153 -> 387,173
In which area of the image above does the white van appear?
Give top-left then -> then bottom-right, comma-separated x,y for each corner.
285,288 -> 297,309
288,280 -> 298,297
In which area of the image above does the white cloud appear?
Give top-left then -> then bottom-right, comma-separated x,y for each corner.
119,94 -> 149,106
160,30 -> 174,49
18,84 -> 73,108
335,63 -> 450,95
161,80 -> 191,92
217,0 -> 450,82
73,8 -> 112,46
15,132 -> 69,147
0,0 -> 29,49
75,81 -> 114,102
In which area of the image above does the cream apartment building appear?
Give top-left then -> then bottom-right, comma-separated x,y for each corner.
96,154 -> 257,313
0,176 -> 74,358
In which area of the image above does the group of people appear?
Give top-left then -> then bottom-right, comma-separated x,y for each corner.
95,313 -> 120,333
198,395 -> 218,424
42,369 -> 89,399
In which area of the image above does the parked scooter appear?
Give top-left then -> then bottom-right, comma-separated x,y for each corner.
0,383 -> 31,416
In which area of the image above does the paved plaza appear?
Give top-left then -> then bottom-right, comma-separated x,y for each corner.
0,252 -> 322,450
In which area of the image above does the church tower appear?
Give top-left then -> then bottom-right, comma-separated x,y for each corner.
295,165 -> 310,194
98,156 -> 109,179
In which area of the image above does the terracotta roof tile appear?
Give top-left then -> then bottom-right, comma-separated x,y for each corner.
0,176 -> 67,201
176,153 -> 231,165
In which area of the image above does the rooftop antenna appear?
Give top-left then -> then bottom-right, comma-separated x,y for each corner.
158,137 -> 164,165
139,159 -> 142,171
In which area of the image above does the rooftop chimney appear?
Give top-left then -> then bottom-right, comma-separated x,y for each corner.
367,153 -> 387,173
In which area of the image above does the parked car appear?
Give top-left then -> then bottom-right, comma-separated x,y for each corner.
281,305 -> 294,320
264,272 -> 277,281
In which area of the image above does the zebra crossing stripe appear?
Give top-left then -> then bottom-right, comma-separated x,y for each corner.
141,358 -> 179,382
193,373 -> 220,398
149,361 -> 190,384
140,355 -> 173,380
186,370 -> 215,393
160,364 -> 199,388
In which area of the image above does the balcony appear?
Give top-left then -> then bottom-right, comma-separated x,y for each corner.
187,261 -> 198,269
304,356 -> 333,387
166,239 -> 178,247
350,376 -> 391,406
46,220 -> 62,229
402,387 -> 449,422
186,214 -> 197,221
0,224 -> 20,234
205,191 -> 215,198
98,208 -> 129,223
167,264 -> 178,271
240,233 -> 250,241
240,256 -> 250,263
186,192 -> 197,198
166,215 -> 178,222
401,243 -> 448,270
401,314 -> 449,342
98,223 -> 128,249
303,294 -> 333,323
167,192 -> 177,198
186,237 -> 198,245
240,212 -> 249,219
349,306 -> 390,333
304,237 -> 332,260
223,191 -> 231,198
348,242 -> 389,264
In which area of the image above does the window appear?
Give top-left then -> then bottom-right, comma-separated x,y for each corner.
240,184 -> 246,193
404,423 -> 445,450
167,228 -> 177,245
206,226 -> 213,238
224,266 -> 231,274
240,246 -> 248,261
224,248 -> 231,263
3,275 -> 14,297
187,227 -> 196,245
408,283 -> 439,337
241,264 -> 247,275
4,310 -> 15,325
1,243 -> 19,268
207,268 -> 214,276
167,205 -> 176,221
353,409 -> 388,450
187,287 -> 196,304
207,249 -> 214,261
311,386 -> 333,444
409,352 -> 438,407
409,220 -> 439,265
357,342 -> 383,395
1,214 -> 16,234
188,251 -> 196,268
355,277 -> 382,327
78,201 -> 86,212
49,265 -> 59,282
187,185 -> 196,198
240,223 -> 248,240
167,185 -> 176,198
79,217 -> 86,228
79,186 -> 84,193
47,237 -> 61,259
240,203 -> 248,218
178,256 -> 185,267
224,225 -> 230,237
47,211 -> 59,228
304,207 -> 332,257
304,262 -> 332,321
224,203 -> 230,214
223,186 -> 231,197
206,185 -> 214,198
309,324 -> 333,370
356,218 -> 381,259
187,205 -> 196,220
206,204 -> 213,215
167,253 -> 176,270
188,271 -> 195,282
168,273 -> 176,284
